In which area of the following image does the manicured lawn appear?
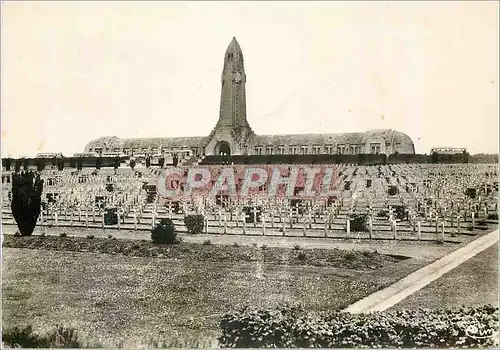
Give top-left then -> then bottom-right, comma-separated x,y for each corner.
2,242 -> 420,347
393,243 -> 498,310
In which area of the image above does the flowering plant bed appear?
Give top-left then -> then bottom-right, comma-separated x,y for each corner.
2,235 -> 406,271
219,305 -> 499,348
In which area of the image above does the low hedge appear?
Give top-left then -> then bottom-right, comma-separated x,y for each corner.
184,214 -> 204,234
219,305 -> 498,348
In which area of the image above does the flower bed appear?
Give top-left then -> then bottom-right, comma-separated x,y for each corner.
219,305 -> 499,348
2,235 -> 405,271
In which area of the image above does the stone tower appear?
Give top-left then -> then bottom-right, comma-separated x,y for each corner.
205,37 -> 254,156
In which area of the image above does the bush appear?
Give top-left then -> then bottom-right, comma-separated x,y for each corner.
151,218 -> 178,244
184,214 -> 204,234
465,188 -> 476,199
293,244 -> 301,250
2,325 -> 47,348
393,205 -> 407,221
59,233 -> 68,238
2,325 -> 82,348
11,171 -> 44,236
387,186 -> 398,196
219,305 -> 499,348
349,213 -> 369,232
44,325 -> 81,348
297,251 -> 306,261
107,234 -> 113,239
488,213 -> 499,220
203,239 -> 212,245
86,234 -> 95,239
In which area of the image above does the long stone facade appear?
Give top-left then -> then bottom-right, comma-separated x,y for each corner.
85,38 -> 415,158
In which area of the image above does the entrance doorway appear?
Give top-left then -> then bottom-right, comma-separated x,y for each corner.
215,141 -> 231,156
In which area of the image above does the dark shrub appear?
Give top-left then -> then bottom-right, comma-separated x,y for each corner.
44,325 -> 82,348
488,213 -> 498,220
96,157 -> 102,170
297,252 -> 306,261
2,324 -> 82,348
2,325 -> 49,348
219,305 -> 499,348
158,157 -> 165,168
76,158 -> 83,171
151,218 -> 178,244
393,205 -> 407,220
203,239 -> 212,245
387,186 -> 398,196
129,158 -> 136,169
465,188 -> 476,199
36,158 -> 45,172
184,214 -> 204,234
11,171 -> 44,236
349,213 -> 369,232
4,157 -> 12,170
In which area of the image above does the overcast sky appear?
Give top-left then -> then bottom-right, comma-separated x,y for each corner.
1,1 -> 498,157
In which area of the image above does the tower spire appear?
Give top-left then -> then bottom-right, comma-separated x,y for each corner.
216,37 -> 250,130
206,38 -> 254,156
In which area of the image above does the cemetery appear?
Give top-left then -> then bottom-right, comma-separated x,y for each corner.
2,162 -> 498,347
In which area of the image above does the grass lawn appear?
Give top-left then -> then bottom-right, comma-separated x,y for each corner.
2,242 -> 423,348
392,243 -> 499,310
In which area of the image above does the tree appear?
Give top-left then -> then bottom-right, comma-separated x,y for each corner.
463,150 -> 470,163
145,156 -> 151,168
4,158 -> 12,171
158,157 -> 165,168
36,158 -> 45,172
11,171 -> 44,235
15,160 -> 22,172
129,158 -> 136,169
172,154 -> 179,167
57,158 -> 64,171
96,157 -> 102,170
431,152 -> 438,164
151,218 -> 178,244
76,158 -> 83,171
113,157 -> 120,170
23,158 -> 30,170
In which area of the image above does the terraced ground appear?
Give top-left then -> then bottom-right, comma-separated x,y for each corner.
3,236 -> 426,348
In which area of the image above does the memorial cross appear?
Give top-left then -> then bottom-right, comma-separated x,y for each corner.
261,215 -> 266,236
252,206 -> 259,228
269,208 -> 275,228
241,212 -> 248,235
223,212 -> 227,234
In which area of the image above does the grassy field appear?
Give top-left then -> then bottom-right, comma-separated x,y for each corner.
2,243 -> 424,348
393,243 -> 498,310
